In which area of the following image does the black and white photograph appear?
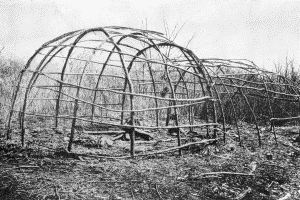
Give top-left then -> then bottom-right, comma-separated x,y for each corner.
0,0 -> 300,199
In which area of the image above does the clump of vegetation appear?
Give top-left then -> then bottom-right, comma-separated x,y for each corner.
0,55 -> 23,122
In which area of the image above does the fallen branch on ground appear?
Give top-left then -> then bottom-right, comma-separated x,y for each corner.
67,138 -> 221,159
85,130 -> 126,135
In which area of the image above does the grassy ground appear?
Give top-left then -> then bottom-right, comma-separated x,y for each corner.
1,121 -> 300,200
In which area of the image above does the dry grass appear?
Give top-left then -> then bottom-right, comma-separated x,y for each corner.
0,57 -> 23,122
1,121 -> 300,200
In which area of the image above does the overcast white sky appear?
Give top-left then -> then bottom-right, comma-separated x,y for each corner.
0,0 -> 299,70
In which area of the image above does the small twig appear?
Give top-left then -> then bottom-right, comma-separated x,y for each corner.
277,193 -> 291,200
18,165 -> 40,169
54,185 -> 60,200
31,182 -> 52,197
130,182 -> 135,200
0,165 -> 40,174
155,183 -> 164,200
87,179 -> 142,184
211,153 -> 231,159
192,171 -> 254,179
234,187 -> 252,200
279,140 -> 300,152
